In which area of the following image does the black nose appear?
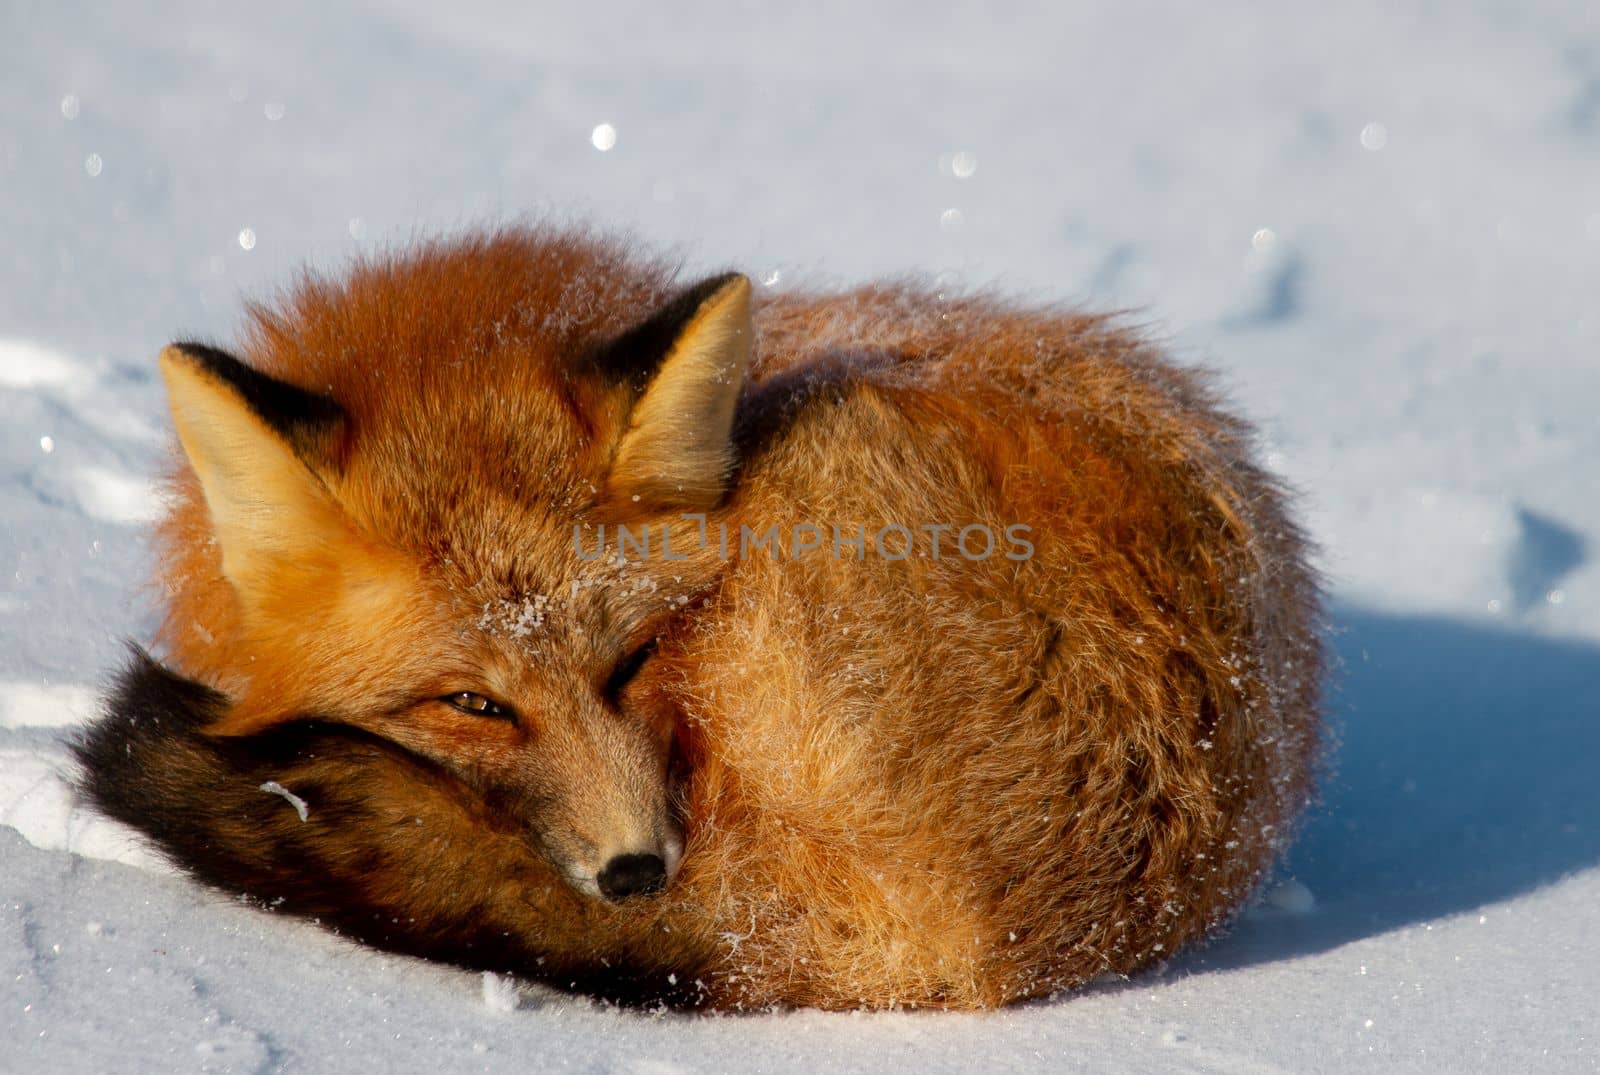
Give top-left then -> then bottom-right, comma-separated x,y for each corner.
597,853 -> 667,902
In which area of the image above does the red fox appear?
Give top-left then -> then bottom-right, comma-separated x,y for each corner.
75,226 -> 1322,1009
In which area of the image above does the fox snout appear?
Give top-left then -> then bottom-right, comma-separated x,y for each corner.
553,820 -> 684,903
530,719 -> 685,903
596,833 -> 687,902
598,852 -> 666,900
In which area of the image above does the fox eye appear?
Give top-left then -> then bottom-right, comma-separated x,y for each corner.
605,639 -> 657,702
443,691 -> 512,720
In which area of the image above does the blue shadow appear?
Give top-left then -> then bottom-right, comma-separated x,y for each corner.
1182,604 -> 1600,970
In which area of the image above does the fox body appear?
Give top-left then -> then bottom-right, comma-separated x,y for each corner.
76,227 -> 1322,1009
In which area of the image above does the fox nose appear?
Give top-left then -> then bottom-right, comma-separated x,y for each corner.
597,853 -> 667,902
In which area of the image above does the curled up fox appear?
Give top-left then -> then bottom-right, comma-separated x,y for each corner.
75,226 -> 1323,1010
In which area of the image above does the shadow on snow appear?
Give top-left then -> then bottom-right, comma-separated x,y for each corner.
1179,603 -> 1600,976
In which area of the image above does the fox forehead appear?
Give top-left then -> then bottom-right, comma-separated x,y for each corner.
319,506 -> 690,694
333,439 -> 603,594
300,350 -> 626,570
236,230 -> 678,545
245,549 -> 621,722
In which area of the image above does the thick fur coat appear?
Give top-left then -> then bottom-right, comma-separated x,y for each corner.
75,227 -> 1323,1009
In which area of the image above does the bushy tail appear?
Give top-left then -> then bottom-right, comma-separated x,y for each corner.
71,651 -> 711,1006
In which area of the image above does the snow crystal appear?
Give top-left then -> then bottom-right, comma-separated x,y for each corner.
479,594 -> 554,638
480,971 -> 520,1013
259,782 -> 309,822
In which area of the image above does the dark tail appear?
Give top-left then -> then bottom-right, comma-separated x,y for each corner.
71,651 -> 713,1007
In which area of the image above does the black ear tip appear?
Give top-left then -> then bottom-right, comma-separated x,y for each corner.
590,270 -> 752,386
682,272 -> 749,310
168,341 -> 248,372
160,341 -> 346,457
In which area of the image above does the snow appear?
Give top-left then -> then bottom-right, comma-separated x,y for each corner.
479,972 -> 522,1015
257,783 -> 310,824
0,683 -> 100,730
3,0 -> 1599,1070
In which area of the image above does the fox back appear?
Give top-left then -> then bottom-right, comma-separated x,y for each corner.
76,226 -> 1323,1009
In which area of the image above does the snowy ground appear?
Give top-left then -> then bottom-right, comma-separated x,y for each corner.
4,0 -> 1599,1070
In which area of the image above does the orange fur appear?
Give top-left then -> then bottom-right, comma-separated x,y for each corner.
127,225 -> 1321,1009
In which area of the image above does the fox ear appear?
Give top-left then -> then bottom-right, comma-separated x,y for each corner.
603,273 -> 753,511
159,343 -> 350,605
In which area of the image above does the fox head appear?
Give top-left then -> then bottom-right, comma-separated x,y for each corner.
158,243 -> 752,903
